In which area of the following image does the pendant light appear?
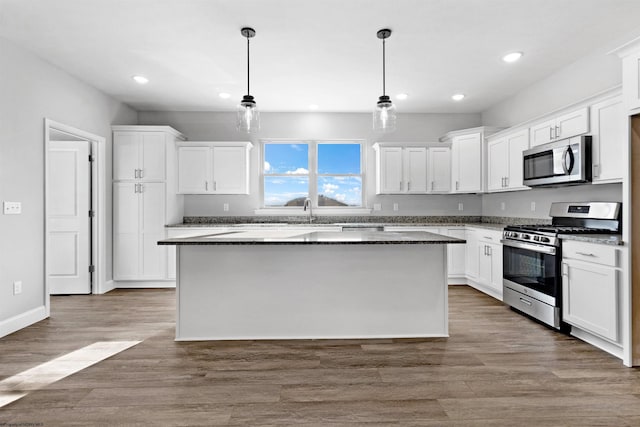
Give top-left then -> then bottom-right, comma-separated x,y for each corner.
237,27 -> 260,133
373,28 -> 396,133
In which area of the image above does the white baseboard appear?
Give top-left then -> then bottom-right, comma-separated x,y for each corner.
97,280 -> 115,294
448,277 -> 467,285
466,279 -> 503,301
571,327 -> 623,361
0,306 -> 48,339
114,280 -> 176,289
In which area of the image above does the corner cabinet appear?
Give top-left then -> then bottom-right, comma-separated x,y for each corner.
373,143 -> 449,194
486,128 -> 530,192
177,142 -> 252,194
112,126 -> 185,283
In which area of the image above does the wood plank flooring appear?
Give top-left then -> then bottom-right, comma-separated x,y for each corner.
1,286 -> 639,426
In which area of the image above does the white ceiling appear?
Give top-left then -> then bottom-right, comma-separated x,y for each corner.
2,0 -> 640,113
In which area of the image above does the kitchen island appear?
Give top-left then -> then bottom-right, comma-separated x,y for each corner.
159,230 -> 464,341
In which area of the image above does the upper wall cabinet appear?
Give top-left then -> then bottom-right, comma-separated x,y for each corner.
177,142 -> 252,194
530,107 -> 589,147
373,144 -> 450,194
114,131 -> 167,181
486,129 -> 530,192
622,50 -> 640,111
591,95 -> 625,184
451,132 -> 482,193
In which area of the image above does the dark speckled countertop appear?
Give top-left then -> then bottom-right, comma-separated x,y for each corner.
158,230 -> 466,245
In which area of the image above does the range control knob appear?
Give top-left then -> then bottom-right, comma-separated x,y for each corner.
533,235 -> 540,241
540,237 -> 550,243
522,234 -> 531,240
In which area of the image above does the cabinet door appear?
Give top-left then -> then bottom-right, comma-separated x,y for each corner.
377,147 -> 403,193
530,119 -> 555,146
489,243 -> 503,296
405,147 -> 428,193
212,146 -> 249,194
140,183 -> 167,279
178,147 -> 211,194
478,244 -> 492,287
506,129 -> 530,190
465,229 -> 479,279
427,147 -> 451,193
113,132 -> 140,180
622,52 -> 640,111
591,97 -> 625,183
140,132 -> 166,181
452,133 -> 481,193
487,138 -> 509,192
446,228 -> 466,276
562,259 -> 618,342
556,107 -> 589,140
113,182 -> 140,279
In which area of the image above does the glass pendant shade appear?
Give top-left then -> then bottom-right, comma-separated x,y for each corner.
373,95 -> 396,133
237,95 -> 260,133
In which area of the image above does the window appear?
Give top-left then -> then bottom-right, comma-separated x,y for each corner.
263,141 -> 363,208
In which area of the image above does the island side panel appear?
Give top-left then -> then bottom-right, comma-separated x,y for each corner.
176,243 -> 447,340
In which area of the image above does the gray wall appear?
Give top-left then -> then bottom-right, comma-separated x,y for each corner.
0,37 -> 137,329
139,111 -> 484,216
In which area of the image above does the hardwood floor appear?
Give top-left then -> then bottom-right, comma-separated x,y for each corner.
1,286 -> 639,426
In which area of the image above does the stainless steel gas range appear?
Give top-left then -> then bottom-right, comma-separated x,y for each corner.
501,202 -> 621,329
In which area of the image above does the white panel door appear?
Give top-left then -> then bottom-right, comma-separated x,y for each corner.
591,97 -> 625,183
140,132 -> 166,181
487,138 -> 509,191
379,147 -> 403,193
113,132 -> 139,180
113,182 -> 140,280
48,141 -> 91,294
140,182 -> 167,279
178,146 -> 211,193
454,133 -> 481,193
427,147 -> 451,193
506,129 -> 530,190
405,147 -> 428,193
212,146 -> 248,194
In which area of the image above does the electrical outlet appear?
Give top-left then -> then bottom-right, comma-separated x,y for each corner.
500,202 -> 506,211
531,202 -> 536,212
393,203 -> 399,211
458,203 -> 464,211
3,201 -> 21,215
373,203 -> 382,211
13,281 -> 22,295
223,203 -> 229,212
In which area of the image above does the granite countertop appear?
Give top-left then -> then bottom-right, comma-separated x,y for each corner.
559,234 -> 624,246
158,230 -> 467,245
165,222 -> 506,231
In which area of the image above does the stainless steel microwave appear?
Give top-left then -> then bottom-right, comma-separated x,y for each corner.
523,136 -> 591,187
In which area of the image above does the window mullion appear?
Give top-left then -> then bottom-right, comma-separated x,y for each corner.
310,141 -> 318,206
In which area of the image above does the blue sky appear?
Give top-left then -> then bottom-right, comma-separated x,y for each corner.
264,143 -> 362,206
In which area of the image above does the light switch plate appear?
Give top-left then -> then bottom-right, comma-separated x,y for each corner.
223,203 -> 229,212
531,202 -> 536,212
373,203 -> 382,211
13,281 -> 22,295
501,202 -> 506,211
393,203 -> 399,211
4,201 -> 21,215
458,203 -> 464,211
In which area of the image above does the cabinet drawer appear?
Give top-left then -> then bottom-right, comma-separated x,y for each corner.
562,240 -> 618,267
471,228 -> 502,243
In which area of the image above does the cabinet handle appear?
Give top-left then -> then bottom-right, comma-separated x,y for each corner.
134,169 -> 139,179
205,181 -> 208,191
214,181 -> 217,191
484,236 -> 493,240
593,164 -> 599,178
431,181 -> 434,191
139,183 -> 144,193
575,251 -> 597,257
487,245 -> 492,256
408,181 -> 411,191
456,181 -> 459,191
549,127 -> 554,140
134,183 -> 140,193
505,177 -> 509,187
555,125 -> 560,139
139,168 -> 144,178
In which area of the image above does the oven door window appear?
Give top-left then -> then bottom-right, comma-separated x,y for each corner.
503,245 -> 558,297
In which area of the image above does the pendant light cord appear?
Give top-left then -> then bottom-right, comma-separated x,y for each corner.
247,36 -> 251,96
382,37 -> 386,97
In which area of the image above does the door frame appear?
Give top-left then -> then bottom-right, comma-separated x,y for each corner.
44,119 -> 107,306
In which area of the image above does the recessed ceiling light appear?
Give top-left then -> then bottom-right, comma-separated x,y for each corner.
218,92 -> 231,99
452,93 -> 465,101
502,52 -> 523,63
132,75 -> 149,85
396,93 -> 408,100
309,104 -> 319,110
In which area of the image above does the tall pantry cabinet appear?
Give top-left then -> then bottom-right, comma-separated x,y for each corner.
112,126 -> 185,284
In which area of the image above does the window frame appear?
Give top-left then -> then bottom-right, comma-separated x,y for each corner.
260,139 -> 365,210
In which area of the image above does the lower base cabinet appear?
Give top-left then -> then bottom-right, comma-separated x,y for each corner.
464,228 -> 503,300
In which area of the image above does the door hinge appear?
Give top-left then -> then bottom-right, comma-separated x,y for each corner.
88,155 -> 95,162
89,265 -> 95,273
89,210 -> 95,217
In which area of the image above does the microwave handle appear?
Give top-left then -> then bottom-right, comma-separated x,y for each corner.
562,147 -> 574,174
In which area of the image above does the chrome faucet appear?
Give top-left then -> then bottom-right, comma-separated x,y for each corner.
303,197 -> 314,224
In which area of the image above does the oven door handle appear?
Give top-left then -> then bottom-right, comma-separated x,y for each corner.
500,239 -> 557,255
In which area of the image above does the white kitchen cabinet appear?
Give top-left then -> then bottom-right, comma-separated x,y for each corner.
427,147 -> 451,193
562,240 -> 620,342
113,131 -> 166,181
530,107 -> 589,146
375,146 -> 403,193
465,228 -> 503,300
405,147 -> 428,193
451,132 -> 482,193
177,142 -> 252,194
487,129 -> 530,192
465,229 -> 479,280
114,182 -> 167,280
373,144 -> 439,194
166,227 -> 229,280
591,95 -> 625,184
112,126 -> 185,284
442,227 -> 466,283
622,50 -> 640,111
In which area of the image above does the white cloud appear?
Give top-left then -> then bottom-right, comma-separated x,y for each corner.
264,161 -> 271,172
285,168 -> 309,175
322,183 -> 339,194
335,193 -> 346,202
